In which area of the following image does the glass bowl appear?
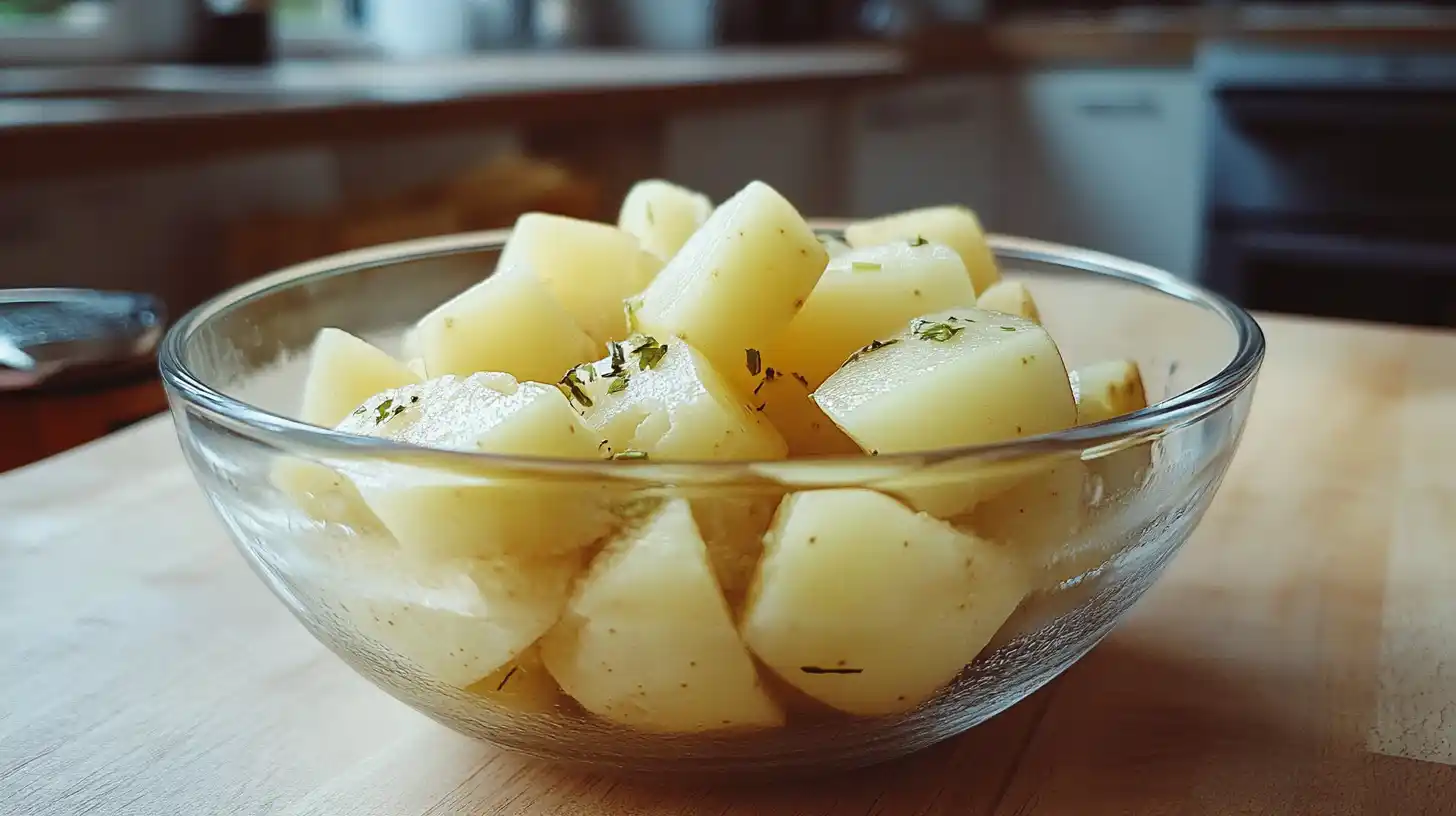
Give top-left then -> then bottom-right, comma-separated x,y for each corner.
159,224 -> 1263,775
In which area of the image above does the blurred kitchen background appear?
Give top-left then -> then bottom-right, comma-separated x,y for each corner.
3,0 -> 1456,470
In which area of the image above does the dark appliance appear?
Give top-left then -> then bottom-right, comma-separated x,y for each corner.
1201,44 -> 1456,327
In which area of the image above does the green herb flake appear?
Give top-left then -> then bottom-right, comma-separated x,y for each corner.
911,319 -> 965,343
612,450 -> 649,461
800,666 -> 864,675
999,325 -> 1017,332
392,404 -> 406,417
373,398 -> 395,424
609,341 -> 626,373
352,405 -> 367,416
631,337 -> 668,371
645,202 -> 655,225
409,395 -> 420,404
909,235 -> 929,247
851,261 -> 882,273
791,372 -> 810,388
746,348 -> 762,377
756,402 -> 767,412
608,375 -> 630,395
764,367 -> 779,382
558,372 -> 593,408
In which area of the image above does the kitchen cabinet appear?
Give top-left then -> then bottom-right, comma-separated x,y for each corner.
664,103 -> 839,216
1001,69 -> 1205,279
847,77 -> 1003,223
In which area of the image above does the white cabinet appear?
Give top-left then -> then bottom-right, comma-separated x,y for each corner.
664,103 -> 837,216
847,77 -> 1003,223
1001,70 -> 1205,279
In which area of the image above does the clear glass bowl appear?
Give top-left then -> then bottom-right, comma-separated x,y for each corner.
160,225 -> 1263,775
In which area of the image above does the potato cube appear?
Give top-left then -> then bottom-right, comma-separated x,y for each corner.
689,492 -> 783,601
412,261 -> 596,382
741,489 -> 1027,716
753,369 -> 863,457
502,213 -> 661,345
466,646 -> 565,715
845,206 -> 1001,295
539,499 -> 784,733
960,461 -> 1089,583
328,547 -> 579,688
767,241 -> 977,388
569,335 -> 787,462
975,280 -> 1042,323
337,374 -> 615,561
1072,359 -> 1153,502
271,458 -> 387,534
617,179 -> 713,262
812,308 -> 1076,517
630,181 -> 827,380
298,328 -> 422,427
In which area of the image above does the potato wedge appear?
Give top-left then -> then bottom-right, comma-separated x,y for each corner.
975,280 -> 1041,323
752,369 -> 863,457
845,206 -> 1001,295
298,328 -> 422,427
961,460 -> 1088,581
1072,360 -> 1152,501
540,499 -> 784,733
617,179 -> 713,262
502,213 -> 661,345
569,335 -> 787,462
630,181 -> 827,380
337,374 -> 615,561
412,260 -> 596,382
330,549 -> 579,689
466,646 -> 565,715
742,489 -> 1027,716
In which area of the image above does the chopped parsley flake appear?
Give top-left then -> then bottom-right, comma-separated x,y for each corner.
374,398 -> 395,424
558,371 -> 593,408
631,337 -> 668,370
764,367 -> 779,381
909,235 -> 929,247
609,341 -> 626,373
800,666 -> 864,675
999,325 -> 1017,332
645,202 -> 655,225
496,666 -> 519,691
608,375 -> 630,395
912,319 -> 965,343
846,338 -> 899,364
746,348 -> 762,377
791,372 -> 810,388
851,261 -> 882,272
612,450 -> 649,461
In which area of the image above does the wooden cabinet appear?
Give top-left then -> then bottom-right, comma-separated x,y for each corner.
1000,69 -> 1206,279
847,77 -> 1003,222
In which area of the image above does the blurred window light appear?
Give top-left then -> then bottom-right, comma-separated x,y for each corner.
0,0 -> 112,31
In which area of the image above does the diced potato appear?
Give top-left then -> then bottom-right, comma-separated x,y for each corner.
631,181 -> 828,380
767,242 -> 977,388
337,374 -> 615,561
501,213 -> 661,345
569,335 -> 787,462
845,206 -> 1001,295
330,548 -> 579,688
741,489 -> 1027,716
271,458 -> 387,534
960,460 -> 1088,582
539,499 -> 784,733
812,308 -> 1077,516
298,328 -> 422,427
406,357 -> 429,379
689,492 -> 783,601
412,261 -> 596,382
975,280 -> 1041,323
617,179 -> 713,262
753,369 -> 863,457
1072,360 -> 1153,501
1072,359 -> 1148,424
466,646 -> 564,715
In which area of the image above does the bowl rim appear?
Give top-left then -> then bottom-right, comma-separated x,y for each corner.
159,224 -> 1265,480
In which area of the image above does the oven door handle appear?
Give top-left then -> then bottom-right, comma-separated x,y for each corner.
1235,231 -> 1456,273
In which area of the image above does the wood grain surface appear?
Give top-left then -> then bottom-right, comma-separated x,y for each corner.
3,312 -> 1455,814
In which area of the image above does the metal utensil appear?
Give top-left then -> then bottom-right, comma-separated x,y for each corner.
0,289 -> 165,392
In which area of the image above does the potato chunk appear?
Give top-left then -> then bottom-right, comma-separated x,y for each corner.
540,499 -> 784,733
961,461 -> 1088,580
569,335 -> 787,462
742,489 -> 1027,716
751,369 -> 863,457
813,308 -> 1075,455
845,206 -> 1001,295
974,280 -> 1041,323
298,328 -> 422,427
617,179 -> 713,262
329,548 -> 579,689
631,181 -> 827,379
1072,360 -> 1153,502
501,213 -> 661,345
812,308 -> 1076,516
412,261 -> 595,382
466,646 -> 565,715
337,374 -> 614,561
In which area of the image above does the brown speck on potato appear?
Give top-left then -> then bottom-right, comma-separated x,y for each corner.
837,660 -> 847,667
793,298 -> 805,309
898,696 -> 907,702
680,683 -> 689,689
778,227 -> 785,234
808,536 -> 818,545
711,269 -> 721,279
902,541 -> 909,548
913,289 -> 923,297
690,661 -> 698,668
569,425 -> 576,434
1016,425 -> 1023,434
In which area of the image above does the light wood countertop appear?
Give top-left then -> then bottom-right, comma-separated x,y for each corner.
3,311 -> 1456,813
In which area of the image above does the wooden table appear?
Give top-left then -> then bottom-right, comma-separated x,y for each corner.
3,313 -> 1455,814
